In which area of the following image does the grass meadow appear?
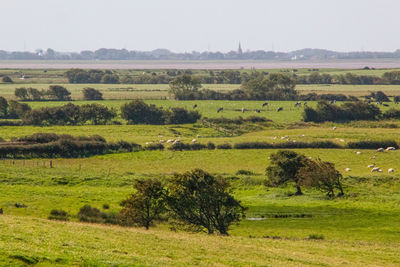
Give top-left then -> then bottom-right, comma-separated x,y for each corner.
1,69 -> 400,265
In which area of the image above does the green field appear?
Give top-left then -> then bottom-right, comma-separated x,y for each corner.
1,68 -> 400,266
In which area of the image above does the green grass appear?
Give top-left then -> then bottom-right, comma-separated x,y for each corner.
2,215 -> 400,266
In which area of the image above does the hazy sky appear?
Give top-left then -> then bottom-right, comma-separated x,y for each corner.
1,0 -> 399,53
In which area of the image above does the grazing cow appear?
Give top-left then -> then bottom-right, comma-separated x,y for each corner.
385,147 -> 396,151
197,135 -> 201,138
294,102 -> 301,107
303,102 -> 308,106
367,164 -> 375,168
277,107 -> 283,112
255,109 -> 260,113
193,104 -> 198,109
376,148 -> 384,152
217,107 -> 223,113
388,168 -> 394,173
262,102 -> 268,107
383,103 -> 389,107
167,139 -> 174,143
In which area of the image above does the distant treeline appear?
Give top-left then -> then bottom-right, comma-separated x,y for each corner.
65,69 -> 400,86
1,48 -> 400,60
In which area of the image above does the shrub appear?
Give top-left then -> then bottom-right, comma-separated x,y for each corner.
217,143 -> 232,149
206,142 -> 216,150
303,101 -> 381,123
145,143 -> 164,151
308,234 -> 325,240
48,209 -> 69,221
102,204 -> 110,209
77,205 -> 106,223
236,169 -> 255,175
383,108 -> 400,119
168,142 -> 208,151
2,76 -> 13,83
346,140 -> 398,149
82,87 -> 103,100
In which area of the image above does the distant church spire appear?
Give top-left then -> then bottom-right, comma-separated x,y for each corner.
238,42 -> 243,54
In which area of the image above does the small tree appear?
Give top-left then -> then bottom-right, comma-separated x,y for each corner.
15,88 -> 29,100
0,97 -> 8,118
47,85 -> 71,101
166,169 -> 246,235
121,100 -> 166,125
297,158 -> 344,198
266,150 -> 307,195
82,87 -> 103,100
7,100 -> 31,119
119,179 -> 166,229
169,74 -> 202,100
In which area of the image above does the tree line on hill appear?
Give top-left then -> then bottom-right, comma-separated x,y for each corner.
63,69 -> 400,86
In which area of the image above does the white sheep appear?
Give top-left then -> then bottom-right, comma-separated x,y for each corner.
333,126 -> 337,130
367,164 -> 375,168
371,167 -> 380,172
281,136 -> 289,140
385,147 -> 396,151
167,139 -> 174,143
345,168 -> 351,172
376,148 -> 384,152
388,168 -> 394,173
370,156 -> 376,159
159,140 -> 165,143
355,151 -> 361,155
191,139 -> 197,143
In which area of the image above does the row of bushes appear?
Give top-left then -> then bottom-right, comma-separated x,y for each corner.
0,97 -> 31,119
303,101 -> 400,123
22,103 -> 117,126
303,101 -> 382,123
121,100 -> 201,125
15,85 -> 72,101
0,133 -> 140,159
144,140 -> 399,152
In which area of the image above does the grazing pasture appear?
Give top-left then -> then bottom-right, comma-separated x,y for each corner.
1,68 -> 400,266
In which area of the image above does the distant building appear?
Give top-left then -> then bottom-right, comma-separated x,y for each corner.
238,42 -> 243,55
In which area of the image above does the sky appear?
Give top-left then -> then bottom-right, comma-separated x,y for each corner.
0,0 -> 399,53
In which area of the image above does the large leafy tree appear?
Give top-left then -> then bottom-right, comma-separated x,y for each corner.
169,74 -> 202,100
120,179 -> 166,229
297,158 -> 344,198
166,169 -> 246,235
266,150 -> 307,195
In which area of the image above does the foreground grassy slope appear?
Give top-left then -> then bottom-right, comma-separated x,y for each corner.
1,215 -> 400,266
